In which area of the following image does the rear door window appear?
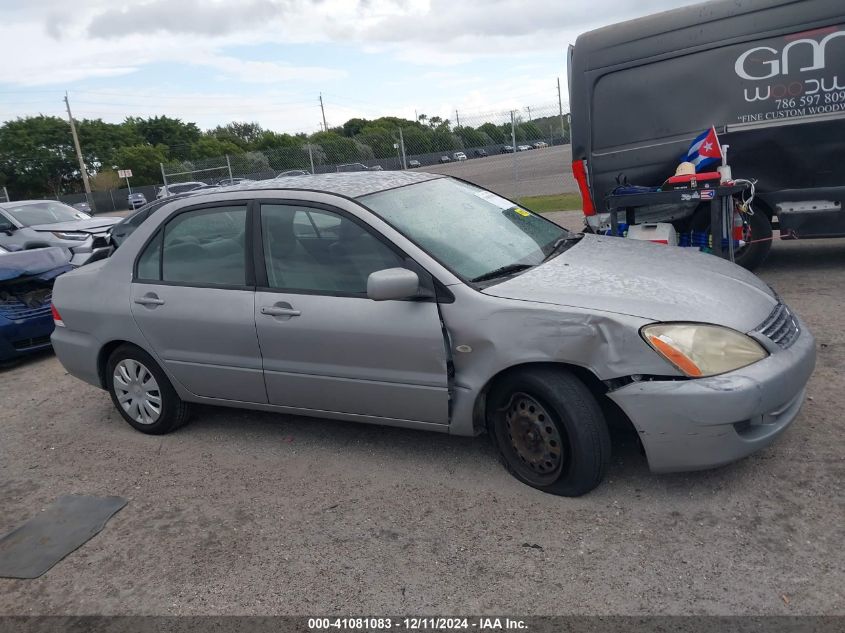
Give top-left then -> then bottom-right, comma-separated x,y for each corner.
147,205 -> 249,286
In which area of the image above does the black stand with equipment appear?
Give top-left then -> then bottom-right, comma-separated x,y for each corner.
605,183 -> 749,262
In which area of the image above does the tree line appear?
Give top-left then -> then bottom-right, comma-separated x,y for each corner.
0,112 -> 569,198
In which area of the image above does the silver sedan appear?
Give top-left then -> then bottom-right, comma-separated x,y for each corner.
0,200 -> 119,265
50,172 -> 815,495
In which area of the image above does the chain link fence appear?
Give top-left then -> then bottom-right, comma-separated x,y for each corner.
161,103 -> 574,202
0,103 -> 574,213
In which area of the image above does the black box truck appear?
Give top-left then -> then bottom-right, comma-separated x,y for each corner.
568,0 -> 844,269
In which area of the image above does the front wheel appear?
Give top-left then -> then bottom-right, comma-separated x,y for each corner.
487,368 -> 611,496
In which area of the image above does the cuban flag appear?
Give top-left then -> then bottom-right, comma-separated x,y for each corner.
682,126 -> 722,172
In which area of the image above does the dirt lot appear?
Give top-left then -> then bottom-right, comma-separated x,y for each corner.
0,220 -> 843,616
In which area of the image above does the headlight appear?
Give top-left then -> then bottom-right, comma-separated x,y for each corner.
51,231 -> 88,241
641,323 -> 768,378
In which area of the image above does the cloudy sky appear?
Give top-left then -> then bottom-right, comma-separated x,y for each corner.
0,0 -> 700,133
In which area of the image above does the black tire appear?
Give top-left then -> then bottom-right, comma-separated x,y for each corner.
106,343 -> 190,435
487,367 -> 610,496
690,202 -> 772,271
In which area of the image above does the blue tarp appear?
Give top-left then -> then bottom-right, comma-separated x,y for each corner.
0,247 -> 73,282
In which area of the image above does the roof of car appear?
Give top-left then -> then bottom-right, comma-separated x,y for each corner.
205,171 -> 444,199
0,199 -> 66,207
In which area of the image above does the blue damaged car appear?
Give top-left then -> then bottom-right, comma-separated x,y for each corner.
0,246 -> 72,363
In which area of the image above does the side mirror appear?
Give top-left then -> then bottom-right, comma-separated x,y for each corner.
0,218 -> 15,234
367,268 -> 420,301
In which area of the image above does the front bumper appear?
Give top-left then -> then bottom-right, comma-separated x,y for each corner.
0,313 -> 54,362
607,318 -> 816,473
68,235 -> 112,266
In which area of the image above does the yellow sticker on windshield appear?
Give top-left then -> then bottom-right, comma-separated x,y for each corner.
514,208 -> 530,217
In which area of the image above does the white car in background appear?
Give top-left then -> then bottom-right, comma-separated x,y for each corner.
156,182 -> 207,199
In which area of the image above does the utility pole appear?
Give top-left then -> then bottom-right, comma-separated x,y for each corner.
455,109 -> 460,127
527,106 -> 532,122
398,127 -> 407,170
319,93 -> 328,132
557,77 -> 566,142
510,110 -> 518,200
64,92 -> 91,197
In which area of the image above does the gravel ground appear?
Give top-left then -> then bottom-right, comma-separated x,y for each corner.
0,221 -> 842,616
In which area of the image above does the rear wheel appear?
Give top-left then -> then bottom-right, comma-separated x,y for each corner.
487,368 -> 610,496
689,201 -> 772,270
106,344 -> 190,434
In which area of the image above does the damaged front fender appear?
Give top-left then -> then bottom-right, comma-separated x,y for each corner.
440,284 -> 678,436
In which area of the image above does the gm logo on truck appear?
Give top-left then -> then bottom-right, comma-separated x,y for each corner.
735,28 -> 845,102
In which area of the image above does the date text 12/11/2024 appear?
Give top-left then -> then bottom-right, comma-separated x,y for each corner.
308,617 -> 528,630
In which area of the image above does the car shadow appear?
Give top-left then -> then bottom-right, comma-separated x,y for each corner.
762,236 -> 845,273
158,403 -> 760,498
0,347 -> 54,372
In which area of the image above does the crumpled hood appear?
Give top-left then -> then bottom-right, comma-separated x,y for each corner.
0,246 -> 73,282
30,217 -> 120,233
483,234 -> 777,332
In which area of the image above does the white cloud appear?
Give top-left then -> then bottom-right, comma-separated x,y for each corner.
201,55 -> 346,84
86,0 -> 287,38
0,0 -> 702,131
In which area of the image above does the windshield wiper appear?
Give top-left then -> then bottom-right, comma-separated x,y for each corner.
543,233 -> 583,261
470,263 -> 535,283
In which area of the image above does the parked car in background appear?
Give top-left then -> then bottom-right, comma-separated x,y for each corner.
408,160 -> 422,168
452,152 -> 468,161
72,201 -> 92,214
275,170 -> 310,178
474,149 -> 488,158
517,145 -> 532,152
1,246 -> 72,363
156,182 -> 206,199
336,163 -> 371,173
438,156 -> 451,163
533,141 -> 549,149
128,192 -> 147,210
0,200 -> 119,266
500,145 -> 515,153
216,178 -> 254,186
51,172 -> 815,497
369,165 -> 384,171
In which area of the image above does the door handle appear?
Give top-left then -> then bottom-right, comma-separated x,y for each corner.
260,305 -> 301,318
134,295 -> 165,306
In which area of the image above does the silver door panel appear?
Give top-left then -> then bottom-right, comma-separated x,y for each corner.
130,285 -> 267,403
255,291 -> 448,423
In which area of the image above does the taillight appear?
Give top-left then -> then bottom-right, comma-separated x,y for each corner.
51,304 -> 65,327
571,159 -> 596,216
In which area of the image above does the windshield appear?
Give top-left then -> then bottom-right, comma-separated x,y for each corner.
361,178 -> 568,282
3,202 -> 91,226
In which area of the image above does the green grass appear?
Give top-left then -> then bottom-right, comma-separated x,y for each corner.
518,193 -> 582,214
